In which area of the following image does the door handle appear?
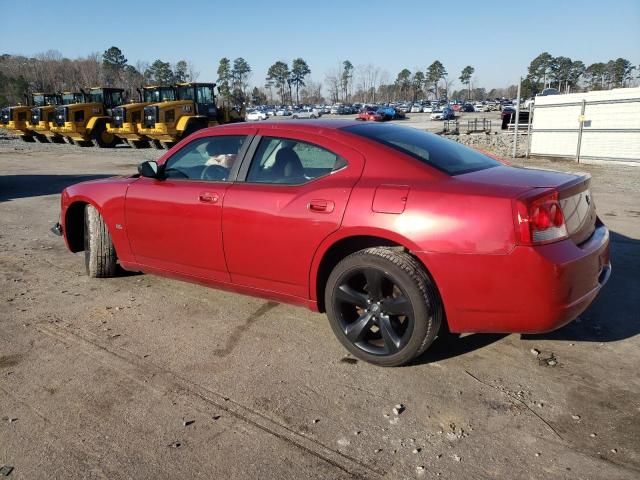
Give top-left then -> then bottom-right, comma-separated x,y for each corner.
308,199 -> 334,213
199,192 -> 219,203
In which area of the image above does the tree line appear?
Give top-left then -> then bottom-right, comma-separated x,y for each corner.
1,46 -> 638,107
0,47 -> 198,105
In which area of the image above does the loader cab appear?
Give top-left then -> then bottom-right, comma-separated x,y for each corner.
61,92 -> 87,105
176,82 -> 218,119
32,93 -> 62,107
142,86 -> 176,103
87,87 -> 125,113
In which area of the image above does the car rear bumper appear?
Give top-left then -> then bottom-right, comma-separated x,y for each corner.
418,223 -> 611,333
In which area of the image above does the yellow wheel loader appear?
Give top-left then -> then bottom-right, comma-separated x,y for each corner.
29,92 -> 86,143
107,85 -> 176,149
137,82 -> 245,149
49,87 -> 125,147
0,93 -> 59,142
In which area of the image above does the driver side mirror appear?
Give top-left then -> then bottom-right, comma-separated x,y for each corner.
138,160 -> 160,179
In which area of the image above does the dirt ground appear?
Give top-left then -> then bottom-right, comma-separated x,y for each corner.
0,132 -> 638,480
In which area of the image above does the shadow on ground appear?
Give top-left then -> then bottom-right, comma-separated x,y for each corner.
413,230 -> 639,364
0,174 -> 112,202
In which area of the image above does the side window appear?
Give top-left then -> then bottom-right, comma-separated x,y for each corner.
163,135 -> 247,182
246,137 -> 347,185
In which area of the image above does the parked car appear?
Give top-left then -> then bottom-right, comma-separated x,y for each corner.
55,121 -> 610,367
377,106 -> 397,120
291,108 -> 319,119
430,106 -> 455,120
501,107 -> 530,130
461,103 -> 475,113
474,103 -> 486,112
422,104 -> 434,113
429,107 -> 444,120
246,109 -> 267,121
275,108 -> 291,116
410,104 -> 423,113
356,107 -> 383,121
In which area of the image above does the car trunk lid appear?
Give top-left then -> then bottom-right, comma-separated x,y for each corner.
459,165 -> 597,245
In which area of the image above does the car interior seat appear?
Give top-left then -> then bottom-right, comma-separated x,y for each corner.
270,147 -> 305,183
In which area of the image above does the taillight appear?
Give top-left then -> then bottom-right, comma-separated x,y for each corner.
514,189 -> 568,245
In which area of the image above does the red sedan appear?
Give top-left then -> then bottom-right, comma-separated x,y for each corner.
55,121 -> 611,366
356,108 -> 384,121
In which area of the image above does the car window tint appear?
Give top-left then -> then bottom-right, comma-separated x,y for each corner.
343,123 -> 500,175
246,137 -> 346,185
163,135 -> 247,182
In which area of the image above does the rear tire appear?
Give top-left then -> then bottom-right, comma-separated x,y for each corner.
91,123 -> 118,148
325,247 -> 442,367
84,204 -> 117,278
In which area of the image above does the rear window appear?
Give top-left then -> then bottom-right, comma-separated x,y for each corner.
343,123 -> 501,175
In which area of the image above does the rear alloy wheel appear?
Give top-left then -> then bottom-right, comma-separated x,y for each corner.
84,204 -> 117,278
325,247 -> 442,367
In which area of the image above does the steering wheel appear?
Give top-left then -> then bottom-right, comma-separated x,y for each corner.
200,164 -> 229,181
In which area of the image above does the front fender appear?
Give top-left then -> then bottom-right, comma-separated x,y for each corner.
176,115 -> 193,133
61,177 -> 136,262
86,116 -> 110,134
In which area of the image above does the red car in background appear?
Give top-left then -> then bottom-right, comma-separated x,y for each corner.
356,107 -> 383,121
55,121 -> 611,366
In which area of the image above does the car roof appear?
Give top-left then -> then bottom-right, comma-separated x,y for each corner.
209,119 -> 362,134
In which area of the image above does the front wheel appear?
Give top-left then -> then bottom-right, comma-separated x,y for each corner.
91,123 -> 118,148
325,247 -> 442,367
84,204 -> 117,278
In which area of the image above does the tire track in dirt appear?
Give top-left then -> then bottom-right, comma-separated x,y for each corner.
35,321 -> 385,480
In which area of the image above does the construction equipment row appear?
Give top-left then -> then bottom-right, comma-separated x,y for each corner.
0,83 -> 244,149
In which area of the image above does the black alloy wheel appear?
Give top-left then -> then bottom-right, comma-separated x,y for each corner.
326,248 -> 442,367
334,267 -> 414,356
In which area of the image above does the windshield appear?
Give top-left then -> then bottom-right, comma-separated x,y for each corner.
343,123 -> 501,175
108,91 -> 123,107
32,94 -> 45,106
89,89 -> 104,103
45,94 -> 60,105
144,87 -> 176,103
62,93 -> 84,104
177,86 -> 195,101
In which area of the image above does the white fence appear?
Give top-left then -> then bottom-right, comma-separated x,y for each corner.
528,87 -> 640,163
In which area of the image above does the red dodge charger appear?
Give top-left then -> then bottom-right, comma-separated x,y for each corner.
55,121 -> 611,366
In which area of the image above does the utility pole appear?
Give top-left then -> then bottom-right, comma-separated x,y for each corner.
512,76 -> 522,158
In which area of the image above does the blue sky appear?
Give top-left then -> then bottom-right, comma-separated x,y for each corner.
3,0 -> 639,90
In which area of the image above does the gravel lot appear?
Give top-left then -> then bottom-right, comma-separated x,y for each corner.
0,132 -> 639,479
